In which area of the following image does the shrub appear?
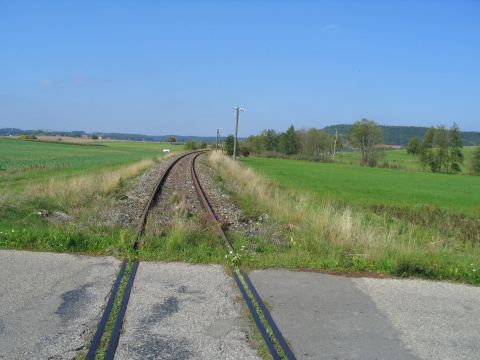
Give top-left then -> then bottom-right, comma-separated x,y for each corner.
19,134 -> 37,140
184,141 -> 198,150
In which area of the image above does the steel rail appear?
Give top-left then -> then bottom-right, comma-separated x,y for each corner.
105,260 -> 139,360
233,271 -> 281,359
190,151 -> 233,251
134,151 -> 200,248
85,259 -> 127,360
86,151 -> 201,359
190,152 -> 297,360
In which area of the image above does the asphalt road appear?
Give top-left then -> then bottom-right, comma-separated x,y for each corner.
250,270 -> 480,360
115,262 -> 259,360
0,250 -> 120,360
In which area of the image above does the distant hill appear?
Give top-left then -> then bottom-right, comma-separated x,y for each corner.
323,124 -> 480,146
0,128 -> 222,143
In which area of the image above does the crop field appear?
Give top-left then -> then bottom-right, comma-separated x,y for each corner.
241,156 -> 480,216
0,138 -> 184,257
0,138 -> 183,192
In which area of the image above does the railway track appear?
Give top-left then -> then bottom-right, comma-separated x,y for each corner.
86,150 -> 296,360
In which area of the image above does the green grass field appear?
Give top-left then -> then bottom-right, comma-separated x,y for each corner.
0,139 -> 189,258
0,139 -> 183,192
336,146 -> 477,172
210,153 -> 479,284
242,156 -> 480,216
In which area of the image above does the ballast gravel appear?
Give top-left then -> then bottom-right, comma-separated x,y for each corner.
0,250 -> 120,360
109,153 -> 179,227
115,262 -> 260,360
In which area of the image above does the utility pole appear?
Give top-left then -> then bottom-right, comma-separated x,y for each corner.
216,128 -> 221,151
232,106 -> 244,160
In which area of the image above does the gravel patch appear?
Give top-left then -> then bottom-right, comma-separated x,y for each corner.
144,152 -> 203,233
108,154 -> 181,227
195,155 -> 265,237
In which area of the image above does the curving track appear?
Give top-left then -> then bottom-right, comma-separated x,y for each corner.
86,150 -> 295,360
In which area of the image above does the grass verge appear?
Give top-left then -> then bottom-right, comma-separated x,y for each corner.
140,212 -> 227,263
209,152 -> 480,285
0,158 -> 156,256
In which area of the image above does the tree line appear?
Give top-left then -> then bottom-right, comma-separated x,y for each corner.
240,119 -> 386,165
242,125 -> 343,161
222,119 -> 480,175
406,123 -> 467,174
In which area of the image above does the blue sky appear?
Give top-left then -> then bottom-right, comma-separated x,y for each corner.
1,1 -> 479,136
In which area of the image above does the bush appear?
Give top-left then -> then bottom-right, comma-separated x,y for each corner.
240,146 -> 250,157
19,134 -> 37,140
184,141 -> 199,150
224,135 -> 237,156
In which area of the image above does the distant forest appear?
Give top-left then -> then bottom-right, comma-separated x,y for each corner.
323,124 -> 480,146
2,125 -> 480,146
0,128 -> 220,143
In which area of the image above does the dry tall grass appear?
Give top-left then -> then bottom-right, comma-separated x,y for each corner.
28,158 -> 153,198
209,151 -> 441,264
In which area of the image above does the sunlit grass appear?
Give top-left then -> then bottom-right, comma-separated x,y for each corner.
210,151 -> 480,284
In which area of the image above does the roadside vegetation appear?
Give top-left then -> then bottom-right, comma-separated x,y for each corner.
2,137 -> 479,285
210,152 -> 480,285
0,139 -> 182,255
140,212 -> 226,263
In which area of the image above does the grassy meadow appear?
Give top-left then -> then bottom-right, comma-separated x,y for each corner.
207,152 -> 480,284
0,138 -> 183,256
241,156 -> 480,215
0,138 -> 183,192
336,146 -> 478,172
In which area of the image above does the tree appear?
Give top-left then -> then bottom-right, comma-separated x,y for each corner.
224,135 -> 237,156
349,119 -> 384,166
278,125 -> 300,155
419,124 -> 463,174
260,129 -> 278,152
166,136 -> 176,143
433,125 -> 449,173
303,128 -> 331,160
406,137 -> 421,156
246,135 -> 262,153
471,146 -> 480,176
92,134 -> 98,140
449,123 -> 463,173
420,127 -> 435,171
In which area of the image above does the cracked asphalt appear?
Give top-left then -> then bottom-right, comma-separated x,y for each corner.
250,270 -> 480,360
115,262 -> 259,360
0,250 -> 119,360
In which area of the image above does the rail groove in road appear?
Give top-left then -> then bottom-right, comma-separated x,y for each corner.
191,152 -> 296,360
86,150 -> 295,359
